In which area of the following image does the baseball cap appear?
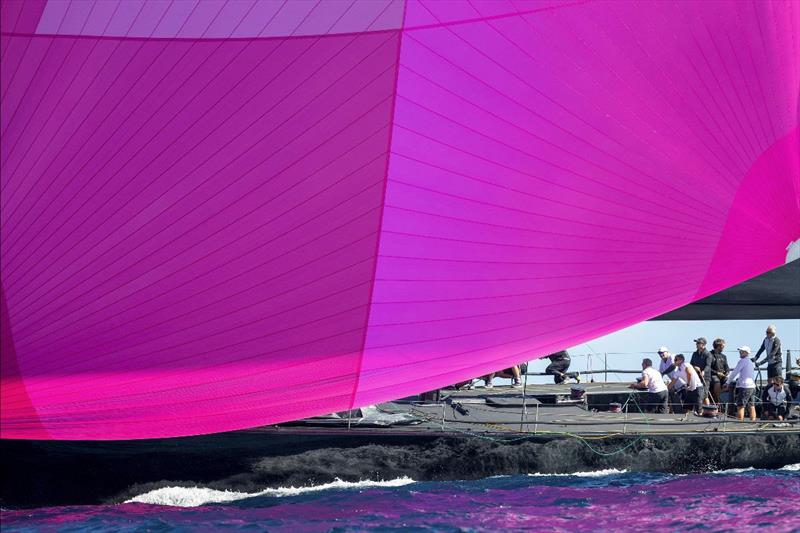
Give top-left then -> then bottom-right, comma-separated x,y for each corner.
738,345 -> 751,354
658,346 -> 669,354
693,337 -> 707,344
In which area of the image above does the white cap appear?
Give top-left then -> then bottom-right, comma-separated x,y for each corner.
738,345 -> 751,354
658,346 -> 669,354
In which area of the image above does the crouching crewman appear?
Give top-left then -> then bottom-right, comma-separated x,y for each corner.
764,376 -> 790,421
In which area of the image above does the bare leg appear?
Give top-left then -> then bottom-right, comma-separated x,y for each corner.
712,383 -> 721,404
512,366 -> 520,380
737,407 -> 744,421
748,406 -> 756,421
485,373 -> 495,386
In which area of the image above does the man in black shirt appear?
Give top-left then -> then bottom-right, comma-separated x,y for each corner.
753,324 -> 782,383
690,337 -> 712,404
544,350 -> 578,384
708,338 -> 729,404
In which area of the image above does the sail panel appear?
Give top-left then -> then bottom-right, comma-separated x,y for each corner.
32,0 -> 405,39
1,23 -> 400,439
353,0 -> 800,406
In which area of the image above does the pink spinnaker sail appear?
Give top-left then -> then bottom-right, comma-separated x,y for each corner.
1,0 -> 798,440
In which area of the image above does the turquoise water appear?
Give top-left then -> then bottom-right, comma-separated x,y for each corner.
3,466 -> 798,532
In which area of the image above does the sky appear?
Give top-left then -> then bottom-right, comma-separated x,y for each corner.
519,318 -> 800,384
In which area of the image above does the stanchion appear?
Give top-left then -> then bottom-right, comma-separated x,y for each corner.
520,370 -> 529,432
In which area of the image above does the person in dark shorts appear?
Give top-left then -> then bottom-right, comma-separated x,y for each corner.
484,365 -> 523,389
753,325 -> 782,383
674,354 -> 704,415
690,337 -> 712,404
544,350 -> 578,384
728,346 -> 757,422
629,358 -> 668,413
708,338 -> 729,404
666,354 -> 687,414
764,376 -> 790,421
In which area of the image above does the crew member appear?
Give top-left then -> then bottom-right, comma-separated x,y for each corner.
790,372 -> 800,418
764,376 -> 790,421
708,338 -> 729,404
788,371 -> 800,401
675,353 -> 704,415
484,365 -> 523,389
544,350 -> 578,384
690,337 -> 712,404
728,346 -> 757,422
658,347 -> 675,376
667,354 -> 688,414
753,325 -> 783,383
629,358 -> 668,413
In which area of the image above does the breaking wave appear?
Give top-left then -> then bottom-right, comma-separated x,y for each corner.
526,469 -> 628,477
125,477 -> 416,507
707,467 -> 756,475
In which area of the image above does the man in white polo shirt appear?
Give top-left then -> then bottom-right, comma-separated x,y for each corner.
658,347 -> 675,376
629,358 -> 668,413
728,346 -> 757,422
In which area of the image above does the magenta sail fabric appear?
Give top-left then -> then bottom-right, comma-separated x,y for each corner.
1,0 -> 798,440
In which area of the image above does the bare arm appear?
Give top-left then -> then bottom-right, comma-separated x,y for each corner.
686,365 -> 700,384
630,373 -> 649,390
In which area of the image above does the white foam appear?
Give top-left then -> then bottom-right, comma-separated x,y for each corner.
526,469 -> 628,477
708,467 -> 756,475
126,477 -> 416,507
705,465 -> 800,475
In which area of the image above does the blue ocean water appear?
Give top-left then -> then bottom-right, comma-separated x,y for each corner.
3,466 -> 799,532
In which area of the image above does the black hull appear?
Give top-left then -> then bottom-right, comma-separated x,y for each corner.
2,428 -> 798,508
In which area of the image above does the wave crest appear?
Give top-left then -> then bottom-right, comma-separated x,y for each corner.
526,469 -> 628,477
125,477 -> 416,507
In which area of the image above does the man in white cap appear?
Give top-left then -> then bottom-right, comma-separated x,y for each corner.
658,347 -> 675,376
728,346 -> 757,422
754,325 -> 782,383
